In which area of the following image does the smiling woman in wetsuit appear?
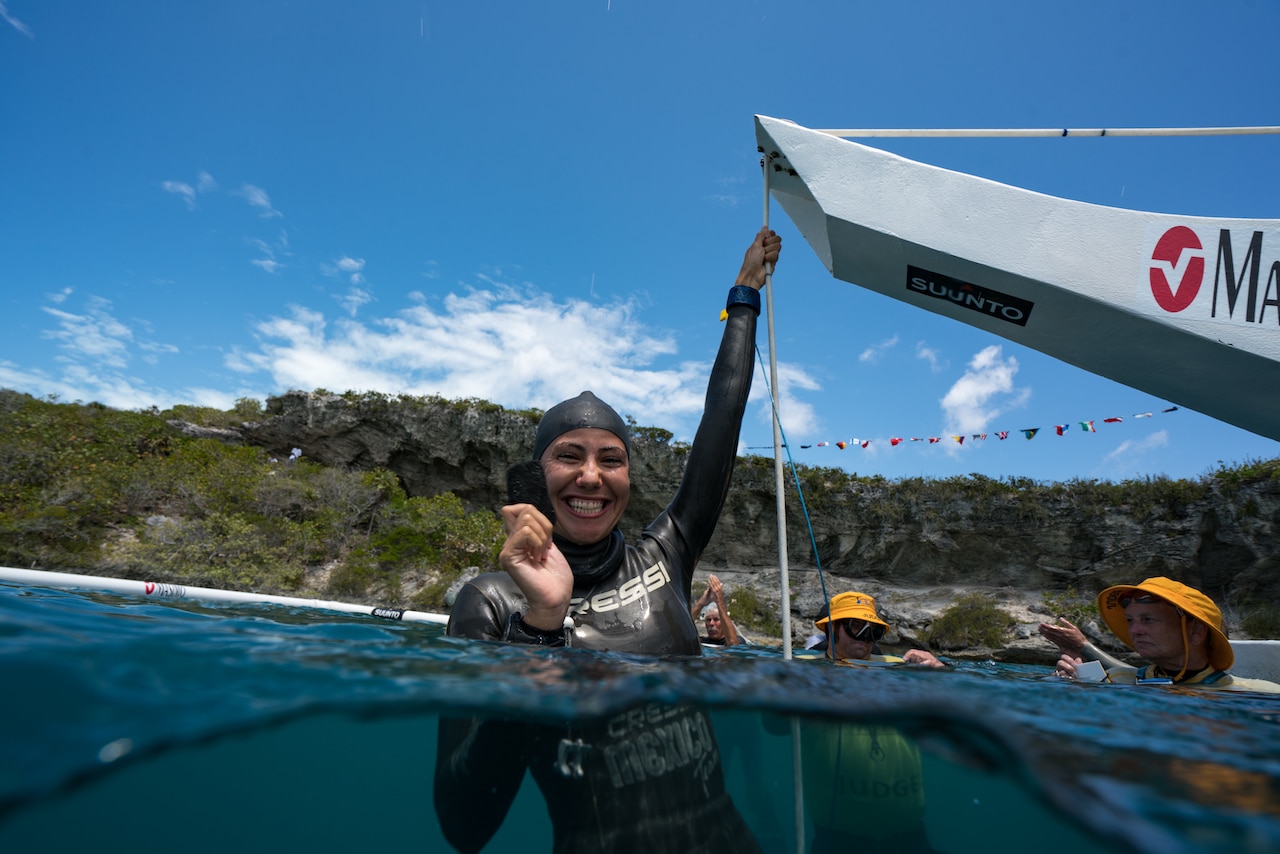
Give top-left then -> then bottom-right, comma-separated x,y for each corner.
433,228 -> 780,854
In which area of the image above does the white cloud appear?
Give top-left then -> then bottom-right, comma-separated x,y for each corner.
224,287 -> 810,439
162,180 -> 197,210
751,359 -> 821,438
337,287 -> 372,316
940,345 -> 1029,435
138,341 -> 181,366
858,334 -> 899,364
1103,430 -> 1170,466
9,295 -> 198,410
249,234 -> 289,273
41,298 -> 134,369
0,353 -> 172,412
238,184 -> 282,218
162,171 -> 216,210
916,341 -> 943,372
13,283 -> 818,442
1,2 -> 33,38
324,256 -> 367,286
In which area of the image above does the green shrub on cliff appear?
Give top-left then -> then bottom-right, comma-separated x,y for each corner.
334,491 -> 503,605
727,586 -> 782,639
927,592 -> 1017,650
1040,587 -> 1098,626
1242,604 -> 1280,639
0,390 -> 504,605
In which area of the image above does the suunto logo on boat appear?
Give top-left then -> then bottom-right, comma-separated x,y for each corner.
906,266 -> 1033,326
371,607 -> 405,620
1144,225 -> 1280,325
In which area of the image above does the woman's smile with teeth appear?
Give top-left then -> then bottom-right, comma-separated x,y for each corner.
566,498 -> 606,515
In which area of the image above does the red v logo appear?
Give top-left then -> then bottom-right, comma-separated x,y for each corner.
1150,226 -> 1204,312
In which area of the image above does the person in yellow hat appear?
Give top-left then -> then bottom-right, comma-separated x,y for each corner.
1054,576 -> 1280,692
784,590 -> 945,851
803,591 -> 944,667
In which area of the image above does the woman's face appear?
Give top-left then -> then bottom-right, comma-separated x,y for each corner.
540,427 -> 630,545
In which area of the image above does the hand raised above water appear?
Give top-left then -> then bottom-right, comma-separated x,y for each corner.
499,502 -> 572,631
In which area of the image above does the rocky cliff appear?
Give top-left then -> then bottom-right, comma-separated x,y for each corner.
226,390 -> 1280,654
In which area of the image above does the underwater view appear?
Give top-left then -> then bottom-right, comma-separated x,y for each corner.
2,579 -> 1278,854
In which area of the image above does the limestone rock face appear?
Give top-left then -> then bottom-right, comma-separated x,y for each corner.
240,391 -> 538,510
232,391 -> 1280,649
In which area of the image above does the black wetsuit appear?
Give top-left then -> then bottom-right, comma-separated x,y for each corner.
434,297 -> 762,854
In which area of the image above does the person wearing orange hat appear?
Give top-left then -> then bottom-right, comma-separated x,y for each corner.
1054,576 -> 1280,692
804,591 -> 944,667
785,590 -> 946,851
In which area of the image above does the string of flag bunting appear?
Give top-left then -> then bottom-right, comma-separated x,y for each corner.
747,406 -> 1179,451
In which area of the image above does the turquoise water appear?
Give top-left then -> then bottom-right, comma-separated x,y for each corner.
2,581 -> 1278,853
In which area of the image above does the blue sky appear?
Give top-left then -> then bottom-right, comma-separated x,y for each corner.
3,1 -> 1278,485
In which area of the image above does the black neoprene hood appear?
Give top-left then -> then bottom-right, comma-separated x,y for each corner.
532,391 -> 631,462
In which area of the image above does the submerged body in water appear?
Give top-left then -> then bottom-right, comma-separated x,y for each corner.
2,582 -> 1279,853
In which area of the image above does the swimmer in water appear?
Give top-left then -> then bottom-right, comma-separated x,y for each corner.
435,227 -> 781,854
802,591 -> 944,667
1054,577 -> 1280,692
692,575 -> 741,646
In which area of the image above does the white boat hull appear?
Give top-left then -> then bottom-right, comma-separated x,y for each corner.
755,115 -> 1280,441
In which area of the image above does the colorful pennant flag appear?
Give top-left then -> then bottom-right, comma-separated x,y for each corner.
787,403 -> 1176,453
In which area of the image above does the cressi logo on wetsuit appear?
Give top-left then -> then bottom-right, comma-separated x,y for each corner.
569,561 -> 671,616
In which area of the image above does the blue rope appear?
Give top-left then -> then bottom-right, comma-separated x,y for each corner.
753,345 -> 834,653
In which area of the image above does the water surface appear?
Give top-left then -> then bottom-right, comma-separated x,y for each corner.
2,581 -> 1277,853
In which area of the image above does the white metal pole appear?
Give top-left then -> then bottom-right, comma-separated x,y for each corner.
815,125 -> 1280,139
761,155 -> 792,661
764,153 -> 805,854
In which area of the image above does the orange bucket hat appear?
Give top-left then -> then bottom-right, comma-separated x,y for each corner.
815,591 -> 890,633
1097,576 -> 1233,672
